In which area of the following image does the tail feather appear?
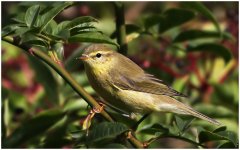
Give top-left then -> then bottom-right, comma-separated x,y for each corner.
185,107 -> 222,126
156,95 -> 222,126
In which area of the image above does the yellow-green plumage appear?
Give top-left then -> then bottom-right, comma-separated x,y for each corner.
80,44 -> 221,126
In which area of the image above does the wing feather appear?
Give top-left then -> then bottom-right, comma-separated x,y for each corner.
109,53 -> 187,97
111,73 -> 186,97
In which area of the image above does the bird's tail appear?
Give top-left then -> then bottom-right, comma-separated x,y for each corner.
156,96 -> 222,126
184,106 -> 222,126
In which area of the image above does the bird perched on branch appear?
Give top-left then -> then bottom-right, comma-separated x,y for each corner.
79,44 -> 221,126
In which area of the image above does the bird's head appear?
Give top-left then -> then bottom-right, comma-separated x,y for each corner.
79,44 -> 117,70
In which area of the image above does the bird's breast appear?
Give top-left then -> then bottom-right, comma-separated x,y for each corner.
85,66 -> 115,97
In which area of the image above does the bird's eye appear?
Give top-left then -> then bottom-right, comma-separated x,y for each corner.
96,53 -> 101,58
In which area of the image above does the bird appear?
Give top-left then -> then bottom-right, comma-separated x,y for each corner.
79,44 -> 221,126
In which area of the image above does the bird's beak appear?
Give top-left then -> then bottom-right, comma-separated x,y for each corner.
79,54 -> 89,61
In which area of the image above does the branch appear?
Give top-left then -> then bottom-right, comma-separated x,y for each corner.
2,36 -> 144,148
146,134 -> 207,148
114,2 -> 128,55
3,36 -> 113,122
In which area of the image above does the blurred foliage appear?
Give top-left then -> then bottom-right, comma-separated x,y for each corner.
1,1 -> 238,148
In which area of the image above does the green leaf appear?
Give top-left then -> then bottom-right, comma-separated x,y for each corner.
181,2 -> 221,33
199,130 -> 238,147
54,21 -> 71,35
39,2 -> 73,32
138,123 -> 169,135
42,117 -> 70,148
28,55 -> 59,103
173,30 -> 233,43
199,131 -> 228,143
159,8 -> 195,33
23,39 -> 49,49
15,27 -> 30,36
21,33 -> 49,48
66,16 -> 98,30
58,30 -> 70,40
12,13 -> 25,23
2,24 -> 25,37
218,142 -> 237,148
70,26 -> 99,36
43,20 -> 58,35
175,116 -> 194,134
53,21 -> 71,39
87,122 -> 129,144
143,14 -> 163,30
25,5 -> 41,28
187,43 -> 232,62
217,131 -> 238,147
213,126 -> 227,133
3,109 -> 65,148
68,32 -> 118,46
41,32 -> 63,41
143,8 -> 195,33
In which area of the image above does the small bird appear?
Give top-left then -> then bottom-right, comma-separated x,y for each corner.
79,44 -> 221,126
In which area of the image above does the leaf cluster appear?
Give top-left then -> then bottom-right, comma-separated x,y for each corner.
2,2 -> 117,52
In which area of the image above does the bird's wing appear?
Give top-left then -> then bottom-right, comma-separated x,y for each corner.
110,70 -> 187,97
109,53 -> 186,97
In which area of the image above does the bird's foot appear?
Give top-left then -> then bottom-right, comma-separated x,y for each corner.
92,102 -> 105,113
82,102 -> 105,136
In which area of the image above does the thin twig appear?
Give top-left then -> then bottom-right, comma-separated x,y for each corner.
3,36 -> 113,122
114,2 -> 128,55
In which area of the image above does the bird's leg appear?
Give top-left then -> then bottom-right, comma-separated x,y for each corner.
82,102 -> 105,136
131,113 -> 151,131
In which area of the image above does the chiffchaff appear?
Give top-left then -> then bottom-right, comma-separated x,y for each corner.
79,44 -> 221,126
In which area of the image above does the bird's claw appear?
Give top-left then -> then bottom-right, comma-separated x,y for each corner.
92,102 -> 105,113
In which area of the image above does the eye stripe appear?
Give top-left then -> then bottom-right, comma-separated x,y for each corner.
89,51 -> 113,58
